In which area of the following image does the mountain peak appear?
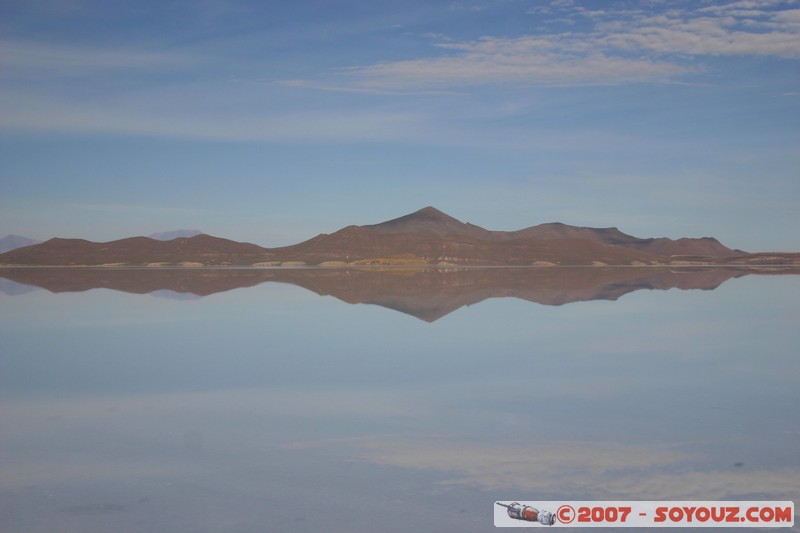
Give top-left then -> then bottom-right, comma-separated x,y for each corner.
383,206 -> 460,224
363,206 -> 487,237
413,206 -> 449,217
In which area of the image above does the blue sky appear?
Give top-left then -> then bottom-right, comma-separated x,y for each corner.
0,0 -> 798,251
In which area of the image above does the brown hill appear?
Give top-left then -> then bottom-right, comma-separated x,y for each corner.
269,206 -> 743,266
0,206 -> 779,267
274,227 -> 664,266
0,234 -> 273,266
362,207 -> 738,257
508,222 -> 736,257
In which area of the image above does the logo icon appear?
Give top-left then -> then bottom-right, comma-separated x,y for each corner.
496,502 -> 556,526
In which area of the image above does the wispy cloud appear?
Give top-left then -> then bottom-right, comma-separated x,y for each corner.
343,37 -> 693,89
597,10 -> 800,58
0,90 -> 428,142
275,78 -> 458,96
292,1 -> 800,91
2,2 -> 797,143
0,39 -> 195,73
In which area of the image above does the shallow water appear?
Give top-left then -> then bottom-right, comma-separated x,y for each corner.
1,268 -> 798,532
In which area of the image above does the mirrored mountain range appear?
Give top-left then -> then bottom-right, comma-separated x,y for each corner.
2,266 -> 797,322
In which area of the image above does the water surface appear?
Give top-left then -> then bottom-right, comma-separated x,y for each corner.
1,268 -> 798,532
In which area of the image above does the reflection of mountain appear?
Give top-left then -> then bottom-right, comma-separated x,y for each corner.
2,266 -> 795,321
271,267 -> 749,321
0,276 -> 40,296
0,268 -> 270,296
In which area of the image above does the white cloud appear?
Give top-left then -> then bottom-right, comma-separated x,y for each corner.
698,0 -> 798,14
600,10 -> 800,58
344,36 -> 693,89
2,2 -> 798,140
294,2 -> 800,91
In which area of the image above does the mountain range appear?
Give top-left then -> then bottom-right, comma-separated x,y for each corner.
0,230 -> 201,252
1,207 -> 798,267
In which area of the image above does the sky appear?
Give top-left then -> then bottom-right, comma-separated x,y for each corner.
0,0 -> 798,251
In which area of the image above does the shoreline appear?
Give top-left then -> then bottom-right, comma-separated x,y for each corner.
2,263 -> 799,270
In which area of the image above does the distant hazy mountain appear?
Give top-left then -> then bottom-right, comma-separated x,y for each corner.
148,229 -> 203,240
0,207 -> 796,267
0,235 -> 40,253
